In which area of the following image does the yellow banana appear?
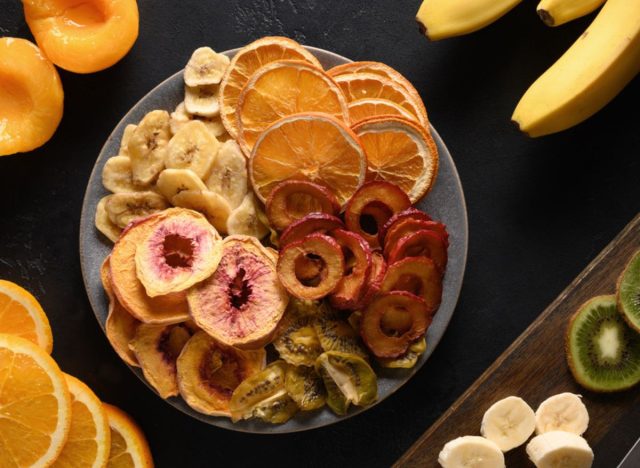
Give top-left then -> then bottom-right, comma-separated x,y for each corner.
513,0 -> 640,137
416,0 -> 522,41
537,0 -> 606,27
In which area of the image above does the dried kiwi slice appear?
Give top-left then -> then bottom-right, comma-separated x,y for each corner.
617,250 -> 640,332
378,338 -> 427,369
566,295 -> 640,392
285,365 -> 326,411
314,315 -> 368,360
273,312 -> 323,367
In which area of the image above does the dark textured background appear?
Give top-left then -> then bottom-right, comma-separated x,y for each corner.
1,1 -> 639,466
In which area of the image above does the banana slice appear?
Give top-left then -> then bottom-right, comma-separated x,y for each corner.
481,396 -> 536,451
171,189 -> 230,234
184,47 -> 230,87
119,123 -> 137,156
105,191 -> 169,229
526,431 -> 593,468
170,101 -> 227,138
438,436 -> 505,468
102,155 -> 139,193
226,193 -> 269,239
166,120 -> 219,179
205,140 -> 248,209
185,84 -> 220,117
95,196 -> 122,242
128,110 -> 171,186
170,102 -> 191,135
156,168 -> 207,201
535,393 -> 589,436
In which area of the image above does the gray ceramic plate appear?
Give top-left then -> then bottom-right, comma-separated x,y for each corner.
79,46 -> 468,433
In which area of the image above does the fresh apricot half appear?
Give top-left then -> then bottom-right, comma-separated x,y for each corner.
0,38 -> 63,156
23,0 -> 139,74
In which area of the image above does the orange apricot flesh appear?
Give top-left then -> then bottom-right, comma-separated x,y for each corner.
23,0 -> 139,73
0,38 -> 63,156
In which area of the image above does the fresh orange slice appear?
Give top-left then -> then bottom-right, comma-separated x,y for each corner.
52,374 -> 111,468
334,73 -> 428,128
219,36 -> 322,139
0,279 -> 53,353
348,98 -> 415,126
328,61 -> 428,124
249,113 -> 366,206
352,116 -> 439,202
103,403 -> 154,468
237,60 -> 349,156
0,333 -> 72,467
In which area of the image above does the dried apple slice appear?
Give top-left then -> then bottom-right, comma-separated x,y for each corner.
378,207 -> 432,245
354,251 -> 387,310
188,235 -> 289,349
279,213 -> 345,247
386,229 -> 448,273
135,208 -> 223,297
176,331 -> 265,417
380,257 -> 442,311
329,229 -> 372,310
383,218 -> 449,256
277,233 -> 345,300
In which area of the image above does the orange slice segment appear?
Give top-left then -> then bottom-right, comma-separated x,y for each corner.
348,98 -> 415,126
0,279 -> 53,353
52,374 -> 111,468
219,36 -> 322,139
352,116 -> 439,202
237,60 -> 349,156
328,61 -> 428,124
0,334 -> 72,468
334,73 -> 428,128
249,113 -> 366,207
103,403 -> 153,468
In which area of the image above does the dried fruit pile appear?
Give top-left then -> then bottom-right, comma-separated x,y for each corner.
95,36 -> 449,424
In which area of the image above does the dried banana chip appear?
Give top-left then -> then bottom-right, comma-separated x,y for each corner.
171,189 -> 230,235
226,193 -> 269,239
102,155 -> 138,193
105,191 -> 169,229
184,47 -> 230,87
185,84 -> 220,117
128,110 -> 171,186
119,124 -> 137,156
156,168 -> 207,201
171,101 -> 227,138
95,196 -> 122,242
166,120 -> 219,179
205,140 -> 247,209
170,102 -> 191,135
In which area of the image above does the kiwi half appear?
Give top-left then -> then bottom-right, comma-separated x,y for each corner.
617,250 -> 640,332
566,295 -> 640,392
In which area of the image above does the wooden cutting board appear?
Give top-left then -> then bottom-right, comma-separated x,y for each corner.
395,214 -> 640,468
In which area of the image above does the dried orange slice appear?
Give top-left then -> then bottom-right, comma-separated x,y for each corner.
328,61 -> 428,124
334,73 -> 428,128
237,60 -> 349,156
52,374 -> 111,468
219,36 -> 322,139
348,98 -> 415,126
249,113 -> 366,206
0,334 -> 72,467
0,279 -> 53,353
103,403 -> 153,468
352,116 -> 439,202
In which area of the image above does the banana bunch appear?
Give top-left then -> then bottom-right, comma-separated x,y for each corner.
416,0 -> 640,137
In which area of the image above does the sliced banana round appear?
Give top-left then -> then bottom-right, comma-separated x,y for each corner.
170,102 -> 191,135
226,193 -> 269,239
102,155 -> 138,193
128,110 -> 171,186
526,431 -> 593,468
535,393 -> 589,436
166,120 -> 219,179
119,123 -> 137,156
184,47 -> 230,87
95,196 -> 122,242
480,396 -> 536,452
156,168 -> 207,201
438,436 -> 505,468
185,84 -> 220,117
205,140 -> 248,209
171,189 -> 230,234
105,191 -> 169,229
171,101 -> 227,138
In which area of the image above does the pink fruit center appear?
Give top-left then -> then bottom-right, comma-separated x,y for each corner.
229,268 -> 252,309
163,234 -> 195,268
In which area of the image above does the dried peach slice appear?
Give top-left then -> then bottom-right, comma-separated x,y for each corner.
109,213 -> 190,324
279,213 -> 344,248
387,229 -> 448,273
329,229 -> 372,310
0,38 -> 63,156
378,207 -> 432,245
176,331 -> 265,417
23,0 -> 139,73
188,235 -> 289,349
380,257 -> 442,311
135,208 -> 223,297
383,218 -> 449,256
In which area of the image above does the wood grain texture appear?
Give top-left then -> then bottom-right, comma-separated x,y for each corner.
395,213 -> 640,468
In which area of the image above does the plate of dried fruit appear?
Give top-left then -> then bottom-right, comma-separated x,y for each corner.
80,37 -> 468,433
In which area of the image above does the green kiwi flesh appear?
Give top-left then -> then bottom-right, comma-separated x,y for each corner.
617,250 -> 640,332
566,295 -> 640,392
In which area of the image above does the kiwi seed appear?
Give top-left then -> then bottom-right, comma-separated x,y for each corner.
616,250 -> 640,333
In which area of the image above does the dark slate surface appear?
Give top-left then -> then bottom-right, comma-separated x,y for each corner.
1,1 -> 638,466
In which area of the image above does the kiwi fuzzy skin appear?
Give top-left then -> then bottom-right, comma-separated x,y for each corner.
616,250 -> 640,333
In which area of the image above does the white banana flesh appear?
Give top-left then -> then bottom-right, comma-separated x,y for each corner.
185,84 -> 220,117
480,396 -> 536,451
526,431 -> 593,468
537,0 -> 606,27
95,196 -> 122,243
165,120 -> 220,179
416,0 -> 522,41
184,47 -> 230,87
205,140 -> 248,209
438,436 -> 505,468
535,393 -> 589,435
513,0 -> 640,137
128,110 -> 171,186
102,156 -> 139,193
119,124 -> 137,156
105,191 -> 169,229
156,168 -> 207,201
171,189 -> 230,235
170,102 -> 227,138
226,193 -> 269,239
